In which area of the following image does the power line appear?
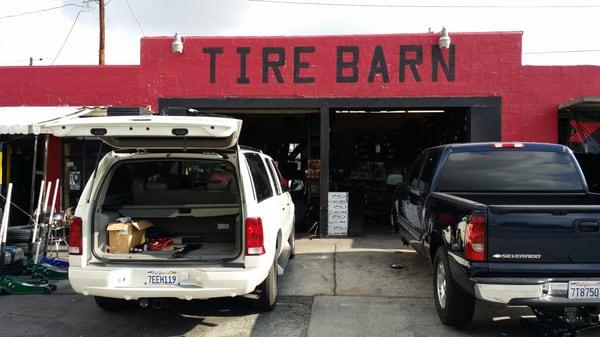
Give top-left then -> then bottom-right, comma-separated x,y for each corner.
524,49 -> 600,55
51,10 -> 85,65
0,193 -> 35,223
0,51 -> 98,66
125,0 -> 145,36
0,3 -> 86,20
248,0 -> 600,8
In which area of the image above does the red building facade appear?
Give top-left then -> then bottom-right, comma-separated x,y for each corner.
1,31 -> 599,211
2,32 -> 600,139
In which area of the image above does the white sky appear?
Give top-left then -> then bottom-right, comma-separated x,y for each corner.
0,0 -> 599,66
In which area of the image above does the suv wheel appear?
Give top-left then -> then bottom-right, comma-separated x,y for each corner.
253,260 -> 278,311
94,296 -> 132,311
433,248 -> 475,326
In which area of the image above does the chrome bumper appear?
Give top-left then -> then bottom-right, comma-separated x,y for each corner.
473,279 -> 600,306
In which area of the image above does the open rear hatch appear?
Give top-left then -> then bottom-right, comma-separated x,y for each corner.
42,114 -> 242,150
43,113 -> 245,264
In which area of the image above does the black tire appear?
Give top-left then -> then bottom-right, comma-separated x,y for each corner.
433,248 -> 475,326
253,260 -> 278,311
7,227 -> 33,243
94,296 -> 132,311
288,224 -> 296,259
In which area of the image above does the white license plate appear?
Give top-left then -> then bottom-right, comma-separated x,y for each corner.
568,281 -> 600,299
145,271 -> 179,286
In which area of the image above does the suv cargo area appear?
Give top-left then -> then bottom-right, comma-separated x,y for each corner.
92,157 -> 242,262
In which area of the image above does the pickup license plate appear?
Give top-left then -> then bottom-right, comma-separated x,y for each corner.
145,271 -> 179,286
568,281 -> 600,299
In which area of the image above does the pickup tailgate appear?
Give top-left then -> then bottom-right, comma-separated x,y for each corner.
487,205 -> 600,263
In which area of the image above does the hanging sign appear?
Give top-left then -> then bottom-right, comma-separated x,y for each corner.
328,192 -> 349,236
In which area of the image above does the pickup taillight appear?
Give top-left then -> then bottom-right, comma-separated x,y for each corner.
245,217 -> 265,256
68,216 -> 83,255
464,215 -> 486,262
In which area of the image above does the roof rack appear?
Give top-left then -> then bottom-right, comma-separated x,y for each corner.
106,106 -> 153,116
239,145 -> 263,153
161,107 -> 233,118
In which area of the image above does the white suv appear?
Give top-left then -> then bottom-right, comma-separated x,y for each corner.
45,114 -> 297,311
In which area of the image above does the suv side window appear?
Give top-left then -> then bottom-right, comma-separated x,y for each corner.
272,161 -> 287,192
417,150 -> 441,192
407,154 -> 425,188
266,159 -> 282,195
245,153 -> 274,203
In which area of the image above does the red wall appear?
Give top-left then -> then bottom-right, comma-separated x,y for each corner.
1,32 -> 599,143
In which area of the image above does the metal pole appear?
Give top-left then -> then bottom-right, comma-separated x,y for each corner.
35,181 -> 52,263
43,179 -> 60,258
99,0 -> 105,65
29,135 -> 39,218
43,135 -> 49,183
319,106 -> 330,238
31,180 -> 45,244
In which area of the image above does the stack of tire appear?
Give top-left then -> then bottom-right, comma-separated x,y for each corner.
3,225 -> 32,275
6,225 -> 33,256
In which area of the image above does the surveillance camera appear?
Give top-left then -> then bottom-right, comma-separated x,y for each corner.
438,27 -> 451,49
172,33 -> 183,54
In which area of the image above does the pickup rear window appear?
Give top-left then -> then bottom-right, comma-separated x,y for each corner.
437,151 -> 585,192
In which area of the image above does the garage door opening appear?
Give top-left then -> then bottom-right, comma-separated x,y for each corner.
329,108 -> 469,235
159,97 -> 500,238
226,111 -> 320,233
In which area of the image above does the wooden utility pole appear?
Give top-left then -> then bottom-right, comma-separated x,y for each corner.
99,0 -> 105,65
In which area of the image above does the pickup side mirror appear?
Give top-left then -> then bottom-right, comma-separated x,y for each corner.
386,174 -> 404,186
288,179 -> 304,192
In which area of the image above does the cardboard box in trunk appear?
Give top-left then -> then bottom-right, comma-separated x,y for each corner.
107,220 -> 153,253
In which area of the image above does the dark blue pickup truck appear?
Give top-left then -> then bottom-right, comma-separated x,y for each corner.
390,142 -> 600,333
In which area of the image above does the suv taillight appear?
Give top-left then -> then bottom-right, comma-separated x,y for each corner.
68,216 -> 83,255
245,217 -> 265,256
465,215 -> 486,262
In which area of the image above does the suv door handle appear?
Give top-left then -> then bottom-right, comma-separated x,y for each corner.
577,220 -> 600,232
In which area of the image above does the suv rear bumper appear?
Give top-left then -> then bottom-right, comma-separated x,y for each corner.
69,266 -> 266,300
472,278 -> 600,306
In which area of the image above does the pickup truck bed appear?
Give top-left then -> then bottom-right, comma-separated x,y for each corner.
452,193 -> 600,206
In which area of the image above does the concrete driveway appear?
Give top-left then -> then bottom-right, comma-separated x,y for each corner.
0,235 -> 597,337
